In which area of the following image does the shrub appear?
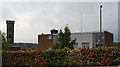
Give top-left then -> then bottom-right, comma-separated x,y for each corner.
2,47 -> 120,66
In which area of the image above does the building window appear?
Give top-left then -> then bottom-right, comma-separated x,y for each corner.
48,36 -> 52,39
9,27 -> 12,32
10,41 -> 11,43
9,34 -> 11,38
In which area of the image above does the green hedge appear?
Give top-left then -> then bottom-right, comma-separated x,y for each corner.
2,47 -> 120,66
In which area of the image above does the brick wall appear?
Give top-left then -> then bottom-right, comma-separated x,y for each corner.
38,34 -> 53,50
7,22 -> 14,46
104,31 -> 113,47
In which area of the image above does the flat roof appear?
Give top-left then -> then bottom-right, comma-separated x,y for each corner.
72,31 -> 113,34
38,31 -> 113,36
6,20 -> 15,23
38,33 -> 52,36
71,31 -> 103,34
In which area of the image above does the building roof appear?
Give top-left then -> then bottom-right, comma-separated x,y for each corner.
71,31 -> 102,34
71,31 -> 113,34
38,33 -> 52,36
6,20 -> 15,23
38,31 -> 113,36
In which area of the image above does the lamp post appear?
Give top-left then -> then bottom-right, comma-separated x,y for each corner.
100,5 -> 103,47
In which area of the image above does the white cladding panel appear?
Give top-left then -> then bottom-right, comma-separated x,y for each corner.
71,33 -> 93,48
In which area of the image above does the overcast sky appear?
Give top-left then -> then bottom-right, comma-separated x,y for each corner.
0,1 -> 119,43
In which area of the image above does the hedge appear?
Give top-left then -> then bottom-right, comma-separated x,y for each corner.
2,47 -> 120,66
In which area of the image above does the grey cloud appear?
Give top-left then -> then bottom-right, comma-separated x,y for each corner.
0,2 -> 118,43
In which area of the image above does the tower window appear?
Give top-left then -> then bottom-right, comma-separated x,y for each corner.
10,41 -> 11,43
9,34 -> 11,38
9,27 -> 12,32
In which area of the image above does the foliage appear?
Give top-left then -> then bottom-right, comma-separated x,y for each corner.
0,31 -> 10,50
0,31 -> 2,49
52,25 -> 76,49
2,50 -> 46,66
28,46 -> 38,50
14,43 -> 38,49
2,47 -> 120,66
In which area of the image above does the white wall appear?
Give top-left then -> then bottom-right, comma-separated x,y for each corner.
76,38 -> 93,48
71,33 -> 93,49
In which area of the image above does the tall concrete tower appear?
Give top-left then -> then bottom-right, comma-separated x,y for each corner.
6,20 -> 15,46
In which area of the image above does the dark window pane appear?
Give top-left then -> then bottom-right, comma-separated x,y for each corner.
9,34 -> 11,38
10,41 -> 11,43
9,27 -> 12,31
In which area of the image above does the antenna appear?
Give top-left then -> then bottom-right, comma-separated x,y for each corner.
81,11 -> 83,48
100,0 -> 103,5
81,11 -> 82,32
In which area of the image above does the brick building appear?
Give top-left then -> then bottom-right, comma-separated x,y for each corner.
38,29 -> 58,50
38,30 -> 113,50
104,31 -> 113,47
6,20 -> 15,46
38,34 -> 53,50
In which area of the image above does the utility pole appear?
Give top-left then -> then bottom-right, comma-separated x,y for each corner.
100,5 -> 103,47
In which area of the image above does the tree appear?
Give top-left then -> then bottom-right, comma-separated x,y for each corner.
0,31 -> 10,50
31,46 -> 38,50
52,25 -> 76,49
0,31 -> 2,50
